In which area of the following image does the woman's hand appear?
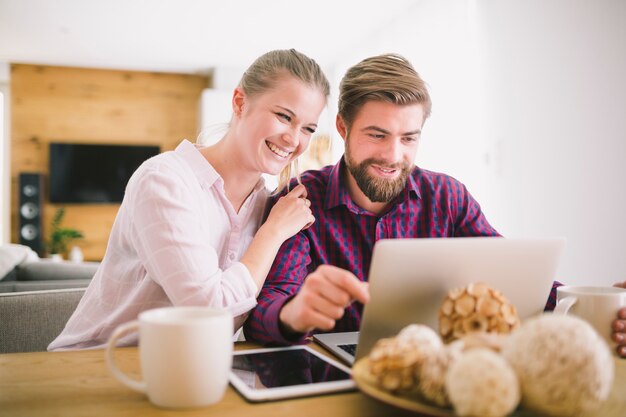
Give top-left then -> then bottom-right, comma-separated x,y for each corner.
240,184 -> 314,289
613,281 -> 626,358
264,184 -> 314,241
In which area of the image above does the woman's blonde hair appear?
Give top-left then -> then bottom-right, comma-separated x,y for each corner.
238,49 -> 330,192
338,53 -> 432,134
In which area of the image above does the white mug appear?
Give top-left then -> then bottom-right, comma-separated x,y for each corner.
106,306 -> 233,408
554,286 -> 626,355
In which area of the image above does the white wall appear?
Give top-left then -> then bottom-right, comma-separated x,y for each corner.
476,0 -> 626,285
327,0 -> 499,232
5,2 -> 624,285
333,0 -> 626,285
328,0 -> 493,204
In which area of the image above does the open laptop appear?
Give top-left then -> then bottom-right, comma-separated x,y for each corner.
313,237 -> 565,365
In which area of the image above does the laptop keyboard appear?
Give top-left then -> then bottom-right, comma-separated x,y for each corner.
338,343 -> 357,356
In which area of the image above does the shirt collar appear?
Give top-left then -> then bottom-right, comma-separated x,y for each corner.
325,156 -> 421,213
174,139 -> 265,193
175,139 -> 221,189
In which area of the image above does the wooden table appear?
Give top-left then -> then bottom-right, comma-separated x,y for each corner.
1,343 -> 624,417
0,343 -> 419,417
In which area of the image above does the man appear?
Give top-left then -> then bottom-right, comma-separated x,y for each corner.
244,54 -> 626,357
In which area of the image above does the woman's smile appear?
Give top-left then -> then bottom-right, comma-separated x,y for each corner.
266,140 -> 292,159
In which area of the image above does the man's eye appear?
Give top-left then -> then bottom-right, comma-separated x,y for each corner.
404,136 -> 418,143
276,112 -> 292,122
369,134 -> 385,139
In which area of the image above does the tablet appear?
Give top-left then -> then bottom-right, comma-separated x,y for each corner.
229,345 -> 355,401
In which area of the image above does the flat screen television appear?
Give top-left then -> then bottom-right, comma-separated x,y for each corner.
49,142 -> 160,203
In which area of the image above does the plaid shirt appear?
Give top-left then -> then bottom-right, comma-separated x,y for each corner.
244,158 -> 503,344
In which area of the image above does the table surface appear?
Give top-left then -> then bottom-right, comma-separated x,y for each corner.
1,342 -> 624,417
0,343 -> 418,417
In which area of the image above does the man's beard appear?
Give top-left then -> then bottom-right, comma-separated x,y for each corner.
344,142 -> 412,203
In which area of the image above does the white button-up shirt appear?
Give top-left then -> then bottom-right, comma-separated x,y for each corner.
49,140 -> 268,350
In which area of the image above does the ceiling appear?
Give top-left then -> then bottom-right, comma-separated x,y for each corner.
0,0 -> 421,74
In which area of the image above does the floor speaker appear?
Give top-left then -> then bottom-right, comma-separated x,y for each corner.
18,173 -> 44,255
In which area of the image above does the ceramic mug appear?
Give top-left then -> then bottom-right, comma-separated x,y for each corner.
554,286 -> 626,355
106,306 -> 233,408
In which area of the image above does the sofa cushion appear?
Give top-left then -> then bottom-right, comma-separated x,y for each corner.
0,288 -> 86,353
17,260 -> 99,281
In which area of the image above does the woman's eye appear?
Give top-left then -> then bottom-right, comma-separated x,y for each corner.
276,112 -> 291,122
304,127 -> 316,134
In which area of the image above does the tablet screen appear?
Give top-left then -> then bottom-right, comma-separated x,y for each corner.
232,347 -> 352,390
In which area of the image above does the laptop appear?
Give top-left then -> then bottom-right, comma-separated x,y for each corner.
313,237 -> 565,365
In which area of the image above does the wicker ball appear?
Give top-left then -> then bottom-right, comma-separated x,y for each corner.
368,324 -> 442,392
438,282 -> 520,343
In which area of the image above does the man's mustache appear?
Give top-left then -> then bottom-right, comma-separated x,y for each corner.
361,158 -> 410,171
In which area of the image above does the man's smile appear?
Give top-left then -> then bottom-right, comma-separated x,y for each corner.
370,164 -> 400,179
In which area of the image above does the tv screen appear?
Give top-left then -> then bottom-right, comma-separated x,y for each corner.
49,143 -> 160,203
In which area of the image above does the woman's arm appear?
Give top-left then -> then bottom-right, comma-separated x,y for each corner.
239,184 -> 313,291
128,166 -> 259,315
129,166 -> 312,316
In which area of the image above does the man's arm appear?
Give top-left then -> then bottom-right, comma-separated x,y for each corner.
243,229 -> 369,345
453,183 -> 500,237
278,265 -> 369,335
243,231 -> 313,344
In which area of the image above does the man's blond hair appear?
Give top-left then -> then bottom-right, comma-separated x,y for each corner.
338,53 -> 432,133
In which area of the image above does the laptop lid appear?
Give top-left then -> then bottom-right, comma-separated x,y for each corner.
350,237 -> 565,362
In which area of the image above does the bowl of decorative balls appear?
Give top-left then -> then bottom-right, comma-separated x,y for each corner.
351,282 -> 625,417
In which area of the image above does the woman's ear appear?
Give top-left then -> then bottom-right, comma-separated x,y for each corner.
232,87 -> 245,116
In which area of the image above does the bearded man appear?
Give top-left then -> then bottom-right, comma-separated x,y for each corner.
244,54 -> 626,359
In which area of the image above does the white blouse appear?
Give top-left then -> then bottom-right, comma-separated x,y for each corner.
49,140 -> 268,350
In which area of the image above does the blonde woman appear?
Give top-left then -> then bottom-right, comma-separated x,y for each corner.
49,49 -> 329,350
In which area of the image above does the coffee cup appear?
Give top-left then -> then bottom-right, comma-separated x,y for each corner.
106,306 -> 233,408
554,286 -> 626,355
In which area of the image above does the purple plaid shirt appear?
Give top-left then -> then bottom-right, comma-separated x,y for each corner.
244,159 -> 502,344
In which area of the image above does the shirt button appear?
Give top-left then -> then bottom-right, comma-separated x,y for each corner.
229,252 -> 235,260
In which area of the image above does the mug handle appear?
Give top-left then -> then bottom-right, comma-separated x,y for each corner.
554,296 -> 577,315
105,320 -> 146,393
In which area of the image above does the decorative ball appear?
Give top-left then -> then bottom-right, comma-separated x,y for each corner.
445,348 -> 521,417
368,324 -> 442,392
502,314 -> 614,417
438,282 -> 520,343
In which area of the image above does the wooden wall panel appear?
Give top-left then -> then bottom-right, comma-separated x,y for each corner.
10,64 -> 210,261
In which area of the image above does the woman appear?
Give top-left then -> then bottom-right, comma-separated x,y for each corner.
49,49 -> 329,350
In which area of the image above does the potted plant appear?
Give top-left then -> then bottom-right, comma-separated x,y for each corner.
46,207 -> 84,261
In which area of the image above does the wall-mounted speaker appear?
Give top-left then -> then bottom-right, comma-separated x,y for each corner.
18,173 -> 44,255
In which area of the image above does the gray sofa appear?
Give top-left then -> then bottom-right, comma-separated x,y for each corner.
0,260 -> 98,293
0,256 -> 97,353
0,288 -> 86,353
